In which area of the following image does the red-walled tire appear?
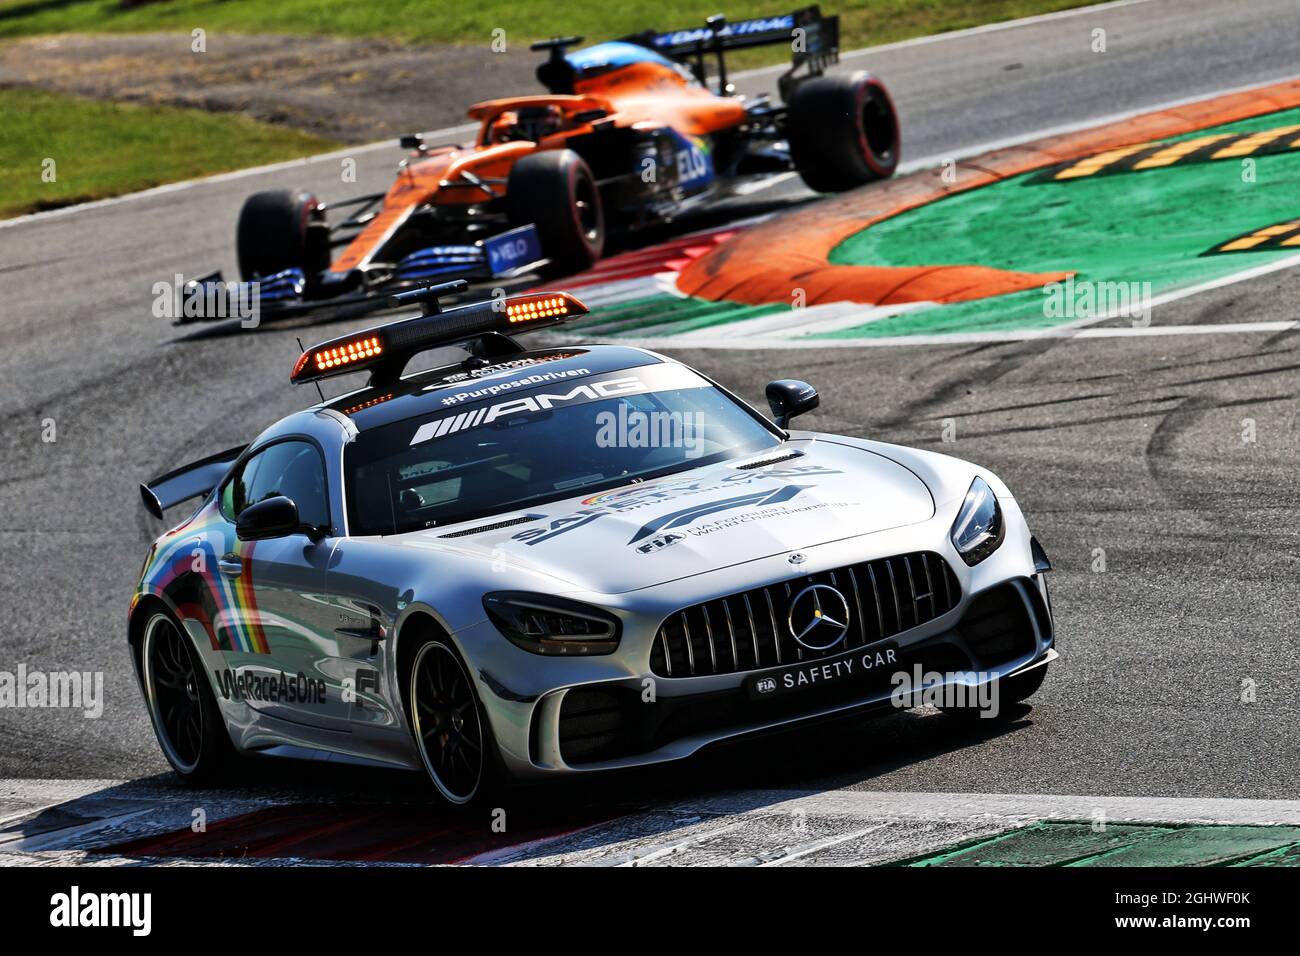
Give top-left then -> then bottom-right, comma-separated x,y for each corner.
788,72 -> 900,192
507,150 -> 605,276
236,188 -> 330,281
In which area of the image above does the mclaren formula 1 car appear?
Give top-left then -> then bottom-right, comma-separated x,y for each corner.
132,281 -> 1055,806
216,6 -> 898,318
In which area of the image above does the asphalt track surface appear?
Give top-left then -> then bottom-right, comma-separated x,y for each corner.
2,0 -> 1299,825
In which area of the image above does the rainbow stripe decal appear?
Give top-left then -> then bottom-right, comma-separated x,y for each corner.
142,504 -> 270,654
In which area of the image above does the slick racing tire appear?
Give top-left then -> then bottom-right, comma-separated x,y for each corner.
939,664 -> 1050,721
507,149 -> 605,276
787,71 -> 899,192
140,607 -> 237,787
236,188 -> 330,281
408,637 -> 502,808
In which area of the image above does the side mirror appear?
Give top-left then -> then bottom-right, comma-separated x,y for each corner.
766,379 -> 819,428
399,133 -> 426,152
236,496 -> 301,541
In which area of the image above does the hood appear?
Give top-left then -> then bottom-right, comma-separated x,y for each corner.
389,438 -> 935,594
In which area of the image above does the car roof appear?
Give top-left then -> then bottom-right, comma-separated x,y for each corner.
319,343 -> 665,432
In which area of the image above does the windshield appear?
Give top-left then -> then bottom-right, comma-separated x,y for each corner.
344,363 -> 781,535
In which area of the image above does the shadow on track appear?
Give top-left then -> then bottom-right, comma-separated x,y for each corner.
23,703 -> 1039,864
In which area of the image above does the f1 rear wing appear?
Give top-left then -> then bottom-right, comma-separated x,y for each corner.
140,445 -> 246,519
624,6 -> 839,97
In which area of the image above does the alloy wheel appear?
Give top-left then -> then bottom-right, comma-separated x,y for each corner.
142,613 -> 204,773
410,642 -> 484,804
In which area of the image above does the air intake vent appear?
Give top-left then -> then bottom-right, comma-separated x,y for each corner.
438,514 -> 541,538
732,450 -> 804,470
557,688 -> 625,763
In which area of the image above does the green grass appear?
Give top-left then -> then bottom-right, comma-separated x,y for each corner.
0,88 -> 336,218
0,0 -> 1102,50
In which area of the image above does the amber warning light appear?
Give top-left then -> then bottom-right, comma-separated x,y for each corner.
506,294 -> 579,323
290,288 -> 588,385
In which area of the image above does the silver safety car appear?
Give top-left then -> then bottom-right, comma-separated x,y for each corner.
131,281 -> 1056,805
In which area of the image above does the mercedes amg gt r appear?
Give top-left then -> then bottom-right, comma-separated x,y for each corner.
131,281 -> 1055,806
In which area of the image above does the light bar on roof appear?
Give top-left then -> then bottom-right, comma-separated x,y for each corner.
292,333 -> 386,383
506,294 -> 575,323
289,289 -> 588,385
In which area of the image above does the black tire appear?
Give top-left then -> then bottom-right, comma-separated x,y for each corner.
507,149 -> 605,276
940,664 -> 1050,720
787,71 -> 900,192
235,188 -> 329,281
139,607 -> 236,787
407,637 -> 502,808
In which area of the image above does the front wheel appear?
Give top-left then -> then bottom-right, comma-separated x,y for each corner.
409,639 -> 499,807
787,71 -> 900,192
507,149 -> 605,276
235,188 -> 330,281
140,609 -> 235,786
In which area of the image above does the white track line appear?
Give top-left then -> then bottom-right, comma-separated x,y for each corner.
608,321 -> 1300,350
601,253 -> 1300,349
666,789 -> 1300,827
730,170 -> 799,196
612,822 -> 745,867
755,824 -> 887,866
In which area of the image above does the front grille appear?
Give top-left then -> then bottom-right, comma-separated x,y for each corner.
649,551 -> 960,678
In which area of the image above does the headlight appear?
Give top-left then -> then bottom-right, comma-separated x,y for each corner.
950,477 -> 1005,566
483,592 -> 621,656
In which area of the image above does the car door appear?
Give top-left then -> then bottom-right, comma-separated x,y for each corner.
215,439 -> 354,731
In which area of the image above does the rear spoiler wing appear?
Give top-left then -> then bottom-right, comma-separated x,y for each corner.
139,445 -> 246,520
624,6 -> 839,97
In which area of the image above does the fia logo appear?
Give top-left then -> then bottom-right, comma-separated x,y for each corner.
636,532 -> 684,554
755,677 -> 777,695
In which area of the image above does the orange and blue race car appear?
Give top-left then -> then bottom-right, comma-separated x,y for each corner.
223,6 -> 899,318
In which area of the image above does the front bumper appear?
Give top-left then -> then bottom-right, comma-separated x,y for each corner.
532,577 -> 1054,773
457,494 -> 1056,782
